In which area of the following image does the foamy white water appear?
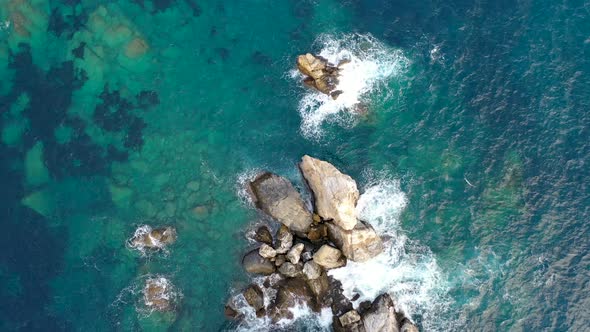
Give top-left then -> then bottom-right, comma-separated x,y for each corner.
329,178 -> 454,331
293,33 -> 409,138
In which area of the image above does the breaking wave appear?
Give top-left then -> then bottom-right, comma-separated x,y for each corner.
293,33 -> 409,138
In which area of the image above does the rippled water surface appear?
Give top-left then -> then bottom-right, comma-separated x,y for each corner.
0,0 -> 588,331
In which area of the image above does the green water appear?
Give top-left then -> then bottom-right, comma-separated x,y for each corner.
1,0 -> 589,331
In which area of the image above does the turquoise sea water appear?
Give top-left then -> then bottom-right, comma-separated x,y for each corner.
1,0 -> 589,331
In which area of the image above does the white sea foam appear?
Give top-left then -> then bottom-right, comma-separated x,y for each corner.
329,178 -> 453,331
294,33 -> 409,138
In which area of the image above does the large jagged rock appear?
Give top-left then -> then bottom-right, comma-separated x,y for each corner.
296,53 -> 343,98
313,245 -> 346,269
242,249 -> 276,275
326,220 -> 383,262
249,172 -> 312,235
299,155 -> 359,230
278,262 -> 303,278
303,261 -> 322,280
362,294 -> 399,332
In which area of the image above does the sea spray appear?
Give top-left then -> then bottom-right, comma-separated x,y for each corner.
293,33 -> 409,138
329,178 -> 454,331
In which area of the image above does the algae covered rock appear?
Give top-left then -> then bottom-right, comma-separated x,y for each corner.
242,249 -> 276,275
143,277 -> 179,312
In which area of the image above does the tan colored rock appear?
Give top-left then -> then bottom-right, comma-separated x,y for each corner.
249,172 -> 312,235
303,261 -> 322,280
242,249 -> 276,275
400,321 -> 419,332
299,155 -> 359,230
243,285 -> 264,311
278,262 -> 303,278
259,244 -> 277,258
326,220 -> 383,262
296,54 -> 341,96
363,294 -> 399,332
340,310 -> 362,327
286,243 -> 305,264
275,225 -> 293,254
313,245 -> 346,269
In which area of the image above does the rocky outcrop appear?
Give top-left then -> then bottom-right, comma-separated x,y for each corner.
313,245 -> 347,269
242,249 -> 276,275
129,225 -> 177,251
296,53 -> 344,99
399,320 -> 419,332
362,294 -> 399,332
299,155 -> 359,230
303,261 -> 322,280
249,172 -> 312,235
326,220 -> 383,262
268,277 -> 317,322
278,262 -> 303,278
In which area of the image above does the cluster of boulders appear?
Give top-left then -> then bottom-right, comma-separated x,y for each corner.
226,155 -> 418,331
297,53 -> 349,100
127,225 -> 180,312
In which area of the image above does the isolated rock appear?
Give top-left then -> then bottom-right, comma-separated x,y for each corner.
249,172 -> 312,235
303,261 -> 322,280
275,225 -> 294,254
287,243 -> 305,264
129,225 -> 177,251
259,244 -> 277,258
296,53 -> 341,97
254,226 -> 273,245
326,220 -> 383,262
143,277 -> 176,311
243,285 -> 264,311
313,245 -> 346,269
363,294 -> 399,332
242,249 -> 276,275
299,155 -> 359,230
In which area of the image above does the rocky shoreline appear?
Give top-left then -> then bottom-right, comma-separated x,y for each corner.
225,155 -> 418,332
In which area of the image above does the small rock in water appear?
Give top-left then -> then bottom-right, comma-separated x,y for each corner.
313,245 -> 346,269
242,249 -> 276,275
254,225 -> 273,245
275,225 -> 293,254
303,261 -> 322,280
128,225 -> 177,251
286,243 -> 305,264
143,277 -> 177,311
259,243 -> 277,258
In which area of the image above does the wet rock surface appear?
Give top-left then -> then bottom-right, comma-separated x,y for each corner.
242,249 -> 276,275
296,53 -> 345,98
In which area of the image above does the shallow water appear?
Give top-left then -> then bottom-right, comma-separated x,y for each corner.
0,0 -> 589,331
